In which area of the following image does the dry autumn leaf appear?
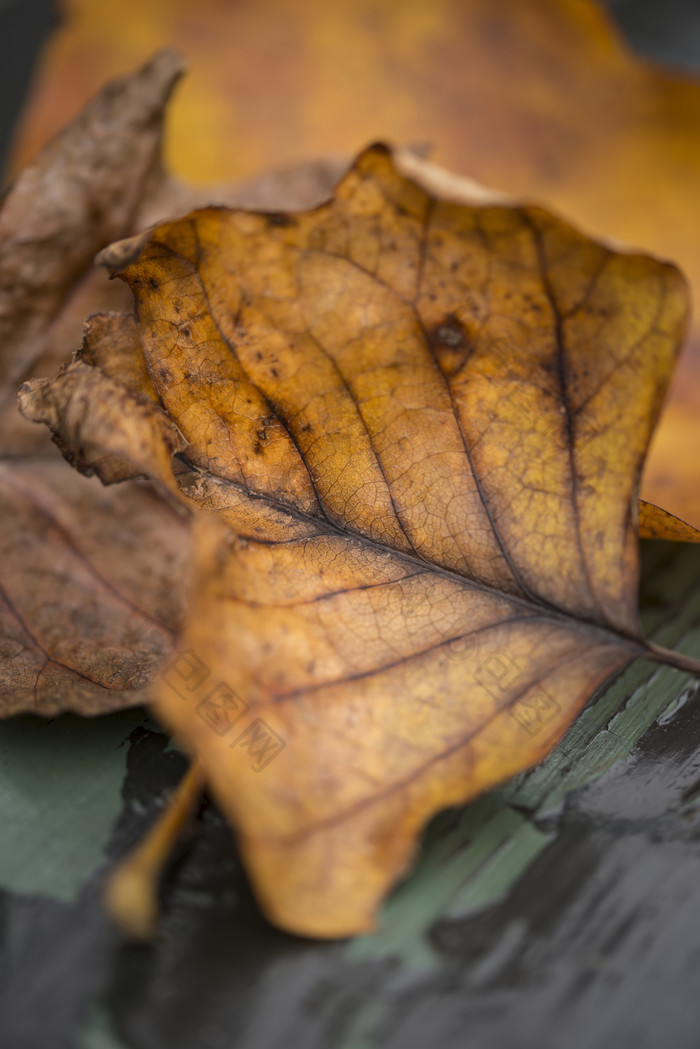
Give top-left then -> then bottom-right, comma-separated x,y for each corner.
0,51 -> 350,718
20,144 -> 700,936
0,46 -> 344,460
0,49 -> 183,452
0,460 -> 187,716
0,51 -> 196,716
637,499 -> 700,543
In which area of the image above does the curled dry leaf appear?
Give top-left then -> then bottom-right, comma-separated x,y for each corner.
0,460 -> 187,716
0,49 -> 349,718
0,48 -> 184,446
0,46 -> 344,460
638,500 -> 700,544
0,51 -> 195,716
20,144 -> 700,935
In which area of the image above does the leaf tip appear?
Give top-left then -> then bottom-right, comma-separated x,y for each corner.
103,859 -> 160,942
125,47 -> 187,111
96,230 -> 151,274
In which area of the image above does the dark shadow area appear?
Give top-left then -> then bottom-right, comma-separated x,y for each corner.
607,0 -> 700,72
0,0 -> 59,178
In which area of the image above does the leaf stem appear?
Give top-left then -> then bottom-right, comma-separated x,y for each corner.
644,641 -> 700,677
104,759 -> 204,940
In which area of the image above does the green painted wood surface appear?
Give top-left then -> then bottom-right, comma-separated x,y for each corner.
1,540 -> 700,1049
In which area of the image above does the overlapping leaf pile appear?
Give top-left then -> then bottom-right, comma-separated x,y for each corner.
0,51 -> 344,717
10,69 -> 700,933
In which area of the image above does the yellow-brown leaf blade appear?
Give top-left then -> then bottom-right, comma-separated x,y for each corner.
23,145 -> 692,934
108,146 -> 687,632
156,517 -> 634,935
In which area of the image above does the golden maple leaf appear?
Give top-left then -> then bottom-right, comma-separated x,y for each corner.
20,144 -> 700,935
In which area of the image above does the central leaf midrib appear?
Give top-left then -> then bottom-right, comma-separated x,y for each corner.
139,229 -> 644,659
187,461 -> 645,660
